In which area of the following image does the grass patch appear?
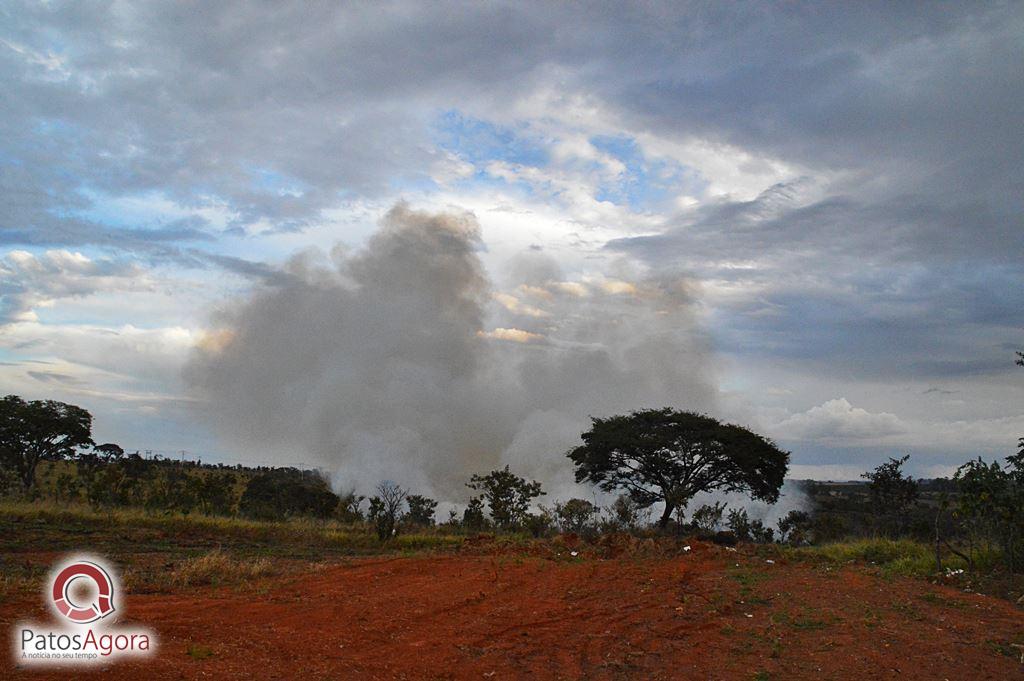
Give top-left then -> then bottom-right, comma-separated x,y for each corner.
393,534 -> 464,551
985,638 -> 1024,661
785,538 -> 971,578
729,566 -> 770,589
792,618 -> 827,630
0,500 -> 467,597
186,644 -> 215,661
794,538 -> 928,565
170,549 -> 276,588
918,592 -> 965,608
0,500 -> 465,558
783,538 -> 1024,601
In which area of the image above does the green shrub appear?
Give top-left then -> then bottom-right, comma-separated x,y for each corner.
239,468 -> 338,520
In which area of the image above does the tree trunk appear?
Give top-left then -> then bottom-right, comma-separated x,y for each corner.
20,456 -> 37,491
658,502 -> 674,529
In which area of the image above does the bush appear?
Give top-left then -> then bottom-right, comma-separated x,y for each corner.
727,508 -> 774,543
691,502 -> 727,534
862,455 -> 919,536
554,498 -> 597,534
462,496 -> 487,532
335,490 -> 365,523
953,455 -> 1024,571
777,509 -> 813,545
195,471 -> 238,516
142,465 -> 198,515
368,481 -> 407,541
604,494 -> 650,532
405,494 -> 438,526
523,510 -> 554,538
466,465 -> 544,530
239,468 -> 339,520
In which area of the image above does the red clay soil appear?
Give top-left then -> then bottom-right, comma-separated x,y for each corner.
4,543 -> 1023,680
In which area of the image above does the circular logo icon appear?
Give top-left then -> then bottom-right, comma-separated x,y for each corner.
51,560 -> 116,624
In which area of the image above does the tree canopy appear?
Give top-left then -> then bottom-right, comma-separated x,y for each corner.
466,465 -> 544,530
861,454 -> 919,535
238,467 -> 339,520
368,481 -> 408,540
0,394 -> 93,491
405,494 -> 438,526
568,408 -> 788,528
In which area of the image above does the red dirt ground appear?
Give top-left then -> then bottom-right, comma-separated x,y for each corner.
4,542 -> 1023,679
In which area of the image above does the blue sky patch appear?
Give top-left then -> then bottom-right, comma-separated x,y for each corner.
433,110 -> 549,169
590,134 -> 706,211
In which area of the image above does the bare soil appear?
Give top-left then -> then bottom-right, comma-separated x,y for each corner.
4,541 -> 1022,680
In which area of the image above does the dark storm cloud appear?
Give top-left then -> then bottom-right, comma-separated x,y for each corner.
609,179 -> 1024,380
3,3 -> 1013,226
3,2 -> 1020,251
587,4 -> 1023,385
605,4 -> 1023,198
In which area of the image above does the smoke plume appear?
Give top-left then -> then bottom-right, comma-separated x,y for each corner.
185,203 -> 718,500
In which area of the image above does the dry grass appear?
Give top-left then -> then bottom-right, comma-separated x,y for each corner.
170,549 -> 277,587
2,500 -> 466,598
1,499 -> 465,555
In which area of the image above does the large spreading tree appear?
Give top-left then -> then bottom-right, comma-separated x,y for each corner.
0,395 -> 93,491
568,408 -> 789,528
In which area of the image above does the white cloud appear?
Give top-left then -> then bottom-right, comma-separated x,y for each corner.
771,398 -> 907,444
0,320 -> 199,387
478,327 -> 545,344
0,249 -> 151,323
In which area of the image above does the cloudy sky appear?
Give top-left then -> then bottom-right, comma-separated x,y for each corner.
2,1 -> 1022,492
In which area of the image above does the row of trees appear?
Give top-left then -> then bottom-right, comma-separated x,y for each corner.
1,399 -> 792,529
3,386 -> 1023,572
349,472 -> 803,545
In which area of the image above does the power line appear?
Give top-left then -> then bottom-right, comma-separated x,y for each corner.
130,448 -> 319,471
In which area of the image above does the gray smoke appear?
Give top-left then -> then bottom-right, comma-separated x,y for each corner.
185,203 -> 718,500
